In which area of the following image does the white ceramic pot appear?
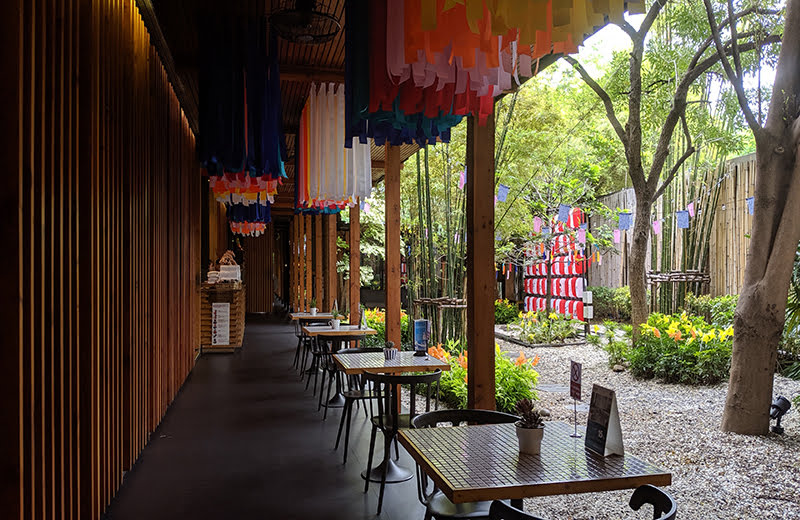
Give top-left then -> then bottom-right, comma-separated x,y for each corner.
310,308 -> 317,316
516,425 -> 544,455
330,319 -> 340,330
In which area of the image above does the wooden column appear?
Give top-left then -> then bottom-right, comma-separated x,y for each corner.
305,214 -> 312,312
289,218 -> 296,311
466,111 -> 496,410
385,144 -> 402,349
315,214 -> 323,308
325,214 -> 338,311
349,205 -> 360,324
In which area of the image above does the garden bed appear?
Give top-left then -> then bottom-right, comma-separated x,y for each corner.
493,336 -> 800,519
494,323 -> 586,349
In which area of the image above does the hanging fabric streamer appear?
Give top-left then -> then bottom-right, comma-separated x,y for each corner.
542,226 -> 551,235
497,183 -> 510,202
746,196 -> 755,215
687,202 -> 695,217
297,83 -> 373,210
533,216 -> 543,233
558,204 -> 571,223
458,169 -> 466,190
580,222 -> 588,230
652,220 -> 661,235
618,211 -> 632,230
676,210 -> 690,229
577,228 -> 586,244
613,229 -> 621,243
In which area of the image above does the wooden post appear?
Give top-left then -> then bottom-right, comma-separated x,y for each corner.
315,214 -> 323,308
289,218 -> 295,311
325,214 -> 338,311
349,205 -> 360,325
305,214 -> 312,312
466,111 -> 496,411
385,144 -> 402,349
298,216 -> 306,312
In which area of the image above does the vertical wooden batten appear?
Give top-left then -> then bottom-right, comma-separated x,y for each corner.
385,144 -> 402,349
305,214 -> 312,312
325,214 -> 338,311
349,205 -> 360,324
466,111 -> 496,411
3,1 -> 202,518
315,215 -> 323,308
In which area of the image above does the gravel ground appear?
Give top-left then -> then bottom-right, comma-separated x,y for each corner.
492,336 -> 800,520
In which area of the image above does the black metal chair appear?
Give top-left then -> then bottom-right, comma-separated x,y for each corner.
317,334 -> 368,419
333,346 -> 383,464
487,484 -> 676,520
412,410 -> 520,520
629,485 -> 677,520
362,369 -> 442,515
488,501 -> 545,520
297,318 -> 328,377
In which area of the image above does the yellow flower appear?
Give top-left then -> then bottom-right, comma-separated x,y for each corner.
548,313 -> 559,320
720,326 -> 734,340
701,330 -> 716,342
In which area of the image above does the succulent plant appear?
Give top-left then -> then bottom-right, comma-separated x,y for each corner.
515,398 -> 545,429
384,341 -> 396,350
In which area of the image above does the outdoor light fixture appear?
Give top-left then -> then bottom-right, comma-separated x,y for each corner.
769,396 -> 792,435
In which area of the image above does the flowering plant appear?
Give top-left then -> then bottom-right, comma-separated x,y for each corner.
632,313 -> 733,385
516,310 -> 580,344
362,308 -> 410,347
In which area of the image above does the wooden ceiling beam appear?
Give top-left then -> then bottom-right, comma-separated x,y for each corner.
280,65 -> 345,84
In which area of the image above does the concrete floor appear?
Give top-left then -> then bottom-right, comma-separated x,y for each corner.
104,317 -> 426,520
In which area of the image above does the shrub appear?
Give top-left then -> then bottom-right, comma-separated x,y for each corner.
429,342 -> 539,414
684,293 -> 738,329
362,308 -> 410,348
629,313 -> 733,385
517,311 -> 580,344
604,340 -> 629,368
495,299 -> 520,325
587,286 -> 631,321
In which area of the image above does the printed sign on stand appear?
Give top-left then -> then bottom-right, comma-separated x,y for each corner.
585,384 -> 624,456
570,361 -> 582,400
413,319 -> 431,356
211,302 -> 231,345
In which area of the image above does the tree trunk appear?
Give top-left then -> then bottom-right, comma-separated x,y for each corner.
629,192 -> 652,341
722,143 -> 800,434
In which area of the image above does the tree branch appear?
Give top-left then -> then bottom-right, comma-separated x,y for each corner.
689,8 -> 779,71
726,0 -> 744,79
654,114 -> 695,200
563,56 -> 627,146
615,21 -> 639,41
639,0 -> 668,39
702,0 -> 762,132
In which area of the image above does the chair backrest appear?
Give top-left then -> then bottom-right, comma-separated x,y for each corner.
323,334 -> 367,352
488,501 -> 545,520
336,347 -> 383,354
412,409 -> 519,429
629,485 -> 677,520
362,369 -> 441,431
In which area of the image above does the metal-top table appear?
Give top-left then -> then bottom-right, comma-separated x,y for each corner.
302,324 -> 377,337
290,312 -> 344,321
332,350 -> 451,375
398,421 -> 671,506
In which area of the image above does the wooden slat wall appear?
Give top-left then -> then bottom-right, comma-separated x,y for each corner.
3,1 -> 201,519
243,229 -> 275,313
208,192 -> 229,263
709,155 -> 757,296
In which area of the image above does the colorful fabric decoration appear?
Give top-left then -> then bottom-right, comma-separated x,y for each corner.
533,216 -> 543,233
542,226 -> 551,235
687,201 -> 695,217
676,210 -> 690,229
652,219 -> 661,235
458,169 -> 466,190
618,211 -> 632,230
497,183 -> 510,202
558,204 -> 571,223
297,83 -> 373,210
746,196 -> 755,215
577,228 -> 586,244
613,229 -> 621,243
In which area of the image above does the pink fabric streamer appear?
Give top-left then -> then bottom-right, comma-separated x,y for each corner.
687,202 -> 695,217
613,229 -> 621,243
652,220 -> 661,235
533,216 -> 542,233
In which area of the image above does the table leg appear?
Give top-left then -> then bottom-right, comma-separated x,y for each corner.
361,431 -> 413,483
511,498 -> 523,510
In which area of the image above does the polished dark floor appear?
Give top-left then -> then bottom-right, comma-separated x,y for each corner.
105,317 -> 426,520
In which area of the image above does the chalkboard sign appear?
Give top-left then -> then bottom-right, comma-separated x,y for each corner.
585,384 -> 624,456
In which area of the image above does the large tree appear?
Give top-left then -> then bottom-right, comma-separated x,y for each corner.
565,0 -> 781,339
701,0 -> 800,434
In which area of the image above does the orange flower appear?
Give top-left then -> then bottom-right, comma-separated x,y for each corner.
530,354 -> 540,367
653,328 -> 661,339
458,353 -> 468,369
464,374 -> 468,384
690,328 -> 697,339
515,352 -> 527,366
668,330 -> 682,341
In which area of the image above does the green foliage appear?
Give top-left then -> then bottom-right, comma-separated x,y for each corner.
516,311 -> 580,344
629,313 -> 733,385
429,343 -> 539,414
604,340 -> 630,369
514,398 -> 544,428
586,334 -> 602,347
588,286 -> 632,322
495,299 -> 520,325
785,244 -> 800,333
782,362 -> 800,381
683,293 -> 738,329
362,308 -> 411,348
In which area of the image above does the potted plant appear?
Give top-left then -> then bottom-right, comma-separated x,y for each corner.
515,398 -> 545,455
383,340 -> 397,360
309,298 -> 318,316
330,309 -> 341,330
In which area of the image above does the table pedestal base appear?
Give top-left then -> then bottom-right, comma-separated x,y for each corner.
322,393 -> 345,408
361,457 -> 413,483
